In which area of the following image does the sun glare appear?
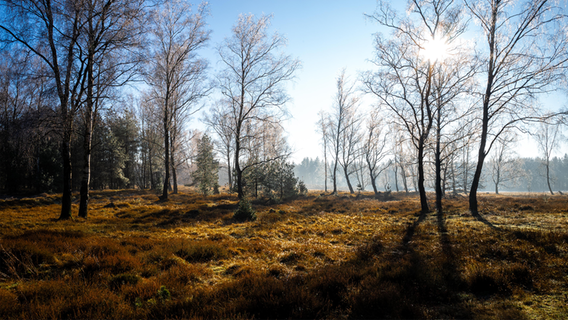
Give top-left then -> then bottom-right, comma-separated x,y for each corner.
421,34 -> 449,62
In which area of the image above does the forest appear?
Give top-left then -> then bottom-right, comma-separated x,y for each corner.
1,0 -> 568,319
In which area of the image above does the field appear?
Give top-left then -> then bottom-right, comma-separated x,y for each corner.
1,189 -> 567,319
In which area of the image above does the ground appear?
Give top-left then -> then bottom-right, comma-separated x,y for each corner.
0,188 -> 567,319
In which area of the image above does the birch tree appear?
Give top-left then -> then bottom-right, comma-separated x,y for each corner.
217,14 -> 300,199
147,0 -> 210,201
535,118 -> 562,195
465,0 -> 568,214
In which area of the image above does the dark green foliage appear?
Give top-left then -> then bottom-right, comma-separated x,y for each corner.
297,180 -> 308,195
193,134 -> 219,195
241,160 -> 302,199
157,285 -> 170,302
90,115 -> 130,189
233,198 -> 256,221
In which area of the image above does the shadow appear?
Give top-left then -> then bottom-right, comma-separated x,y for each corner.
436,210 -> 463,290
401,210 -> 428,246
471,211 -> 501,230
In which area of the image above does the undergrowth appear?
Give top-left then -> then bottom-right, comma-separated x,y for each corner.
0,189 -> 567,319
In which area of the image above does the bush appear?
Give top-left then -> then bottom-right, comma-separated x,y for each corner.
297,180 -> 308,195
233,198 -> 257,222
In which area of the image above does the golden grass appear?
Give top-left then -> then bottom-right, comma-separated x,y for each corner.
0,189 -> 567,319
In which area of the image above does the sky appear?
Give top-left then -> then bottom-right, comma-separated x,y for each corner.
196,0 -> 391,163
193,0 -> 567,163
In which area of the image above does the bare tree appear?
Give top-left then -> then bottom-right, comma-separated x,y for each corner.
363,109 -> 390,195
464,0 -> 568,214
316,110 -> 330,193
534,118 -> 562,194
146,0 -> 210,200
204,101 -> 234,191
364,0 -> 449,212
489,132 -> 523,194
217,14 -> 300,199
327,69 -> 360,194
77,0 -> 145,218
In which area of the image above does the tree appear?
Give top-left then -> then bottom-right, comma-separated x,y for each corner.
217,14 -> 300,199
193,134 -> 219,195
363,109 -> 390,195
77,0 -> 145,218
465,0 -> 568,214
488,132 -> 523,194
366,0 -> 474,213
326,69 -> 360,194
204,101 -> 235,191
146,0 -> 210,201
364,0 -> 438,212
534,118 -> 562,194
316,110 -> 330,192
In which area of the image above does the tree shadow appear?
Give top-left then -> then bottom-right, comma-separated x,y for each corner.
401,210 -> 428,246
471,210 -> 501,230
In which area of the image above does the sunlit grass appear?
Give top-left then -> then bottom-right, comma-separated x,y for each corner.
1,189 -> 567,319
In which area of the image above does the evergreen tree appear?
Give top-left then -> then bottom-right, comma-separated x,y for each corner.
193,134 -> 219,195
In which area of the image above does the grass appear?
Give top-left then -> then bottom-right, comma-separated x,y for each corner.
0,188 -> 567,319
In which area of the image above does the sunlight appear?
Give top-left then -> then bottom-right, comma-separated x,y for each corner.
421,34 -> 449,62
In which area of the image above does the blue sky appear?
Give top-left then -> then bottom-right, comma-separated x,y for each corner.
194,0 -> 566,163
196,0 -> 393,163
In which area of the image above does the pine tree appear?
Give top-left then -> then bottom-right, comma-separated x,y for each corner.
193,134 -> 219,195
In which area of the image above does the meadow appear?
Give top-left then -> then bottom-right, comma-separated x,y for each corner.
0,188 -> 567,319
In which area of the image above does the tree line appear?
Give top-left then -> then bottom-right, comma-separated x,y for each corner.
1,0 -> 567,220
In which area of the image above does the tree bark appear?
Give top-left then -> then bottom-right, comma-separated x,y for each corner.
435,123 -> 442,213
343,165 -> 354,193
161,107 -> 169,200
545,162 -> 554,195
417,137 -> 430,213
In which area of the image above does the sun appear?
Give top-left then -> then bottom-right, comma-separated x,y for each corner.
421,34 -> 449,62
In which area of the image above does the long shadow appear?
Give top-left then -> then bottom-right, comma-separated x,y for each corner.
471,210 -> 501,230
437,209 -> 462,289
401,210 -> 429,246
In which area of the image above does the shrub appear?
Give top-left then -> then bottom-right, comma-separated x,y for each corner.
157,285 -> 170,302
297,180 -> 308,195
233,198 -> 256,222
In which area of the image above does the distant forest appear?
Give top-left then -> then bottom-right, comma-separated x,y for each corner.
294,156 -> 568,194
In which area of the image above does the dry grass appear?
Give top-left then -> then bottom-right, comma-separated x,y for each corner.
1,188 -> 567,319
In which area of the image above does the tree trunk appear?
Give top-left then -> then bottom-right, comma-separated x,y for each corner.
343,165 -> 354,193
324,140 -> 327,193
227,148 -> 232,191
162,108 -> 169,200
367,158 -> 379,195
332,160 -> 338,194
394,165 -> 399,192
417,137 -> 429,213
545,162 -> 554,195
400,164 -> 409,193
170,135 -> 177,194
235,137 -> 244,199
469,151 -> 486,215
435,129 -> 442,214
79,23 -> 95,218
